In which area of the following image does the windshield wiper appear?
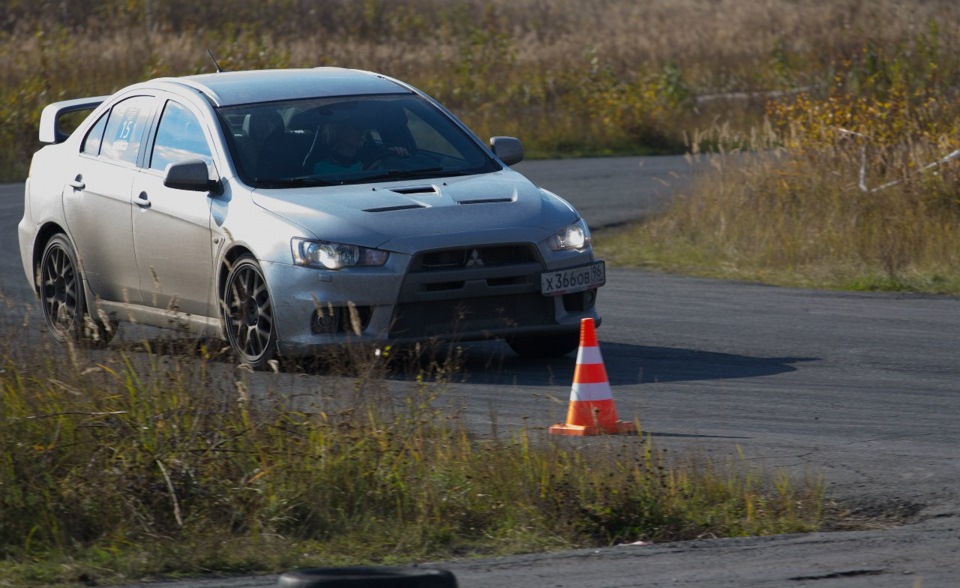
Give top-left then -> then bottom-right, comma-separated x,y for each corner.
363,167 -> 444,182
255,175 -> 335,188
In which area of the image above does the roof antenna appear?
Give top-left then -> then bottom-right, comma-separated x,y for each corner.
206,49 -> 224,73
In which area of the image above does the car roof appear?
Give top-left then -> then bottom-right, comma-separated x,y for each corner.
144,67 -> 412,107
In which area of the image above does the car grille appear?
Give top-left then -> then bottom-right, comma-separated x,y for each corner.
390,243 -> 551,339
411,244 -> 538,271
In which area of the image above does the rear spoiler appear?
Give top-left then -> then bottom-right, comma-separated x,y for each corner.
39,96 -> 109,144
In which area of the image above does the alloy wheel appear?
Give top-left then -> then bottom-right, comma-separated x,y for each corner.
40,236 -> 83,341
223,257 -> 276,367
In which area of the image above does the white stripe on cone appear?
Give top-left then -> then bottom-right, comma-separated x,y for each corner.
570,381 -> 613,402
577,345 -> 603,365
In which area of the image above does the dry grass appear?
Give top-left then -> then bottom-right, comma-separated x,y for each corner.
600,150 -> 960,293
600,28 -> 960,293
2,0 -> 958,179
0,305 -> 822,585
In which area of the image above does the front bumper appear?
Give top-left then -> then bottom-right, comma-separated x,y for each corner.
263,247 -> 602,358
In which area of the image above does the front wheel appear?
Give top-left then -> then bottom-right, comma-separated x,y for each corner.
221,255 -> 277,369
39,234 -> 116,346
507,331 -> 580,358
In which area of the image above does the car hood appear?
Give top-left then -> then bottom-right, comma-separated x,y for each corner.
250,170 -> 579,253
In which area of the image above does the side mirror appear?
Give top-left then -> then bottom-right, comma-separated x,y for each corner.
490,136 -> 524,166
164,159 -> 220,193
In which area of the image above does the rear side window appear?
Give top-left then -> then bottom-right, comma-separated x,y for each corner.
150,100 -> 214,172
81,112 -> 108,155
100,96 -> 156,165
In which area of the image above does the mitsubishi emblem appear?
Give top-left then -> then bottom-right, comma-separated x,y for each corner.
466,248 -> 484,266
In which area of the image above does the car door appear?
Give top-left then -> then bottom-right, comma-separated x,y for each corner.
131,98 -> 217,318
63,95 -> 158,305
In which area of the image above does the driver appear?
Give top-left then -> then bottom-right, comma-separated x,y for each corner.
312,122 -> 409,174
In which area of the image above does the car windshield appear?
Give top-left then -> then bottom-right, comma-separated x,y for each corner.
217,93 -> 501,188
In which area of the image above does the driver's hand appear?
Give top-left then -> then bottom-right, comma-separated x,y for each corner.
387,146 -> 410,157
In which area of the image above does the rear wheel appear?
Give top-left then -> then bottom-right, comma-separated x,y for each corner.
507,331 -> 579,358
39,234 -> 116,346
222,255 -> 277,369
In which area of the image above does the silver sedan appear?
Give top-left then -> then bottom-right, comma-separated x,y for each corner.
18,68 -> 604,368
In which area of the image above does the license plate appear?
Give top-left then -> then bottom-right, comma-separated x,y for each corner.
541,261 -> 606,296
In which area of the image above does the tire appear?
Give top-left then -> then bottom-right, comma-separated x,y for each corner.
39,234 -> 117,347
221,255 -> 277,369
277,566 -> 457,588
507,331 -> 580,358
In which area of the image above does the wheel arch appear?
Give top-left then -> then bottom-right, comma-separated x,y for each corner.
31,222 -> 69,292
217,244 -> 256,304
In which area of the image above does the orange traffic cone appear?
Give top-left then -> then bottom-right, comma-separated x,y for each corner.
549,318 -> 637,436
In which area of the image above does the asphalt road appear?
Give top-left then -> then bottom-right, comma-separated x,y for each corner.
514,155 -> 704,229
2,157 -> 958,586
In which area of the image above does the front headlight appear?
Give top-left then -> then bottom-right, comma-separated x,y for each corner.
546,219 -> 591,251
291,238 -> 389,270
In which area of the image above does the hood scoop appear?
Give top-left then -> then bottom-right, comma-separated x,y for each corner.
454,186 -> 519,205
390,185 -> 438,195
457,197 -> 515,205
386,184 -> 516,205
363,203 -> 427,213
365,185 -> 438,212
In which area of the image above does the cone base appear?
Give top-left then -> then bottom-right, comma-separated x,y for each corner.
549,421 -> 637,436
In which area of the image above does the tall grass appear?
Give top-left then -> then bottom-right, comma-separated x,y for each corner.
599,33 -> 960,293
2,0 -> 959,180
0,308 -> 822,586
599,151 -> 960,293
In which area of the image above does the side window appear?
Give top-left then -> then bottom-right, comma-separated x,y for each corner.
101,96 -> 156,165
150,101 -> 214,172
81,112 -> 108,155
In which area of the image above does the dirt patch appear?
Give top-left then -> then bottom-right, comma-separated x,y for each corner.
822,496 -> 925,531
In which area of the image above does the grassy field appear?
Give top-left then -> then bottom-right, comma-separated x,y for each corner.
598,36 -> 960,293
2,0 -> 957,177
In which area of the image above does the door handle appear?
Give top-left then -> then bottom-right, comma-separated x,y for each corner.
136,191 -> 152,209
68,176 -> 85,191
